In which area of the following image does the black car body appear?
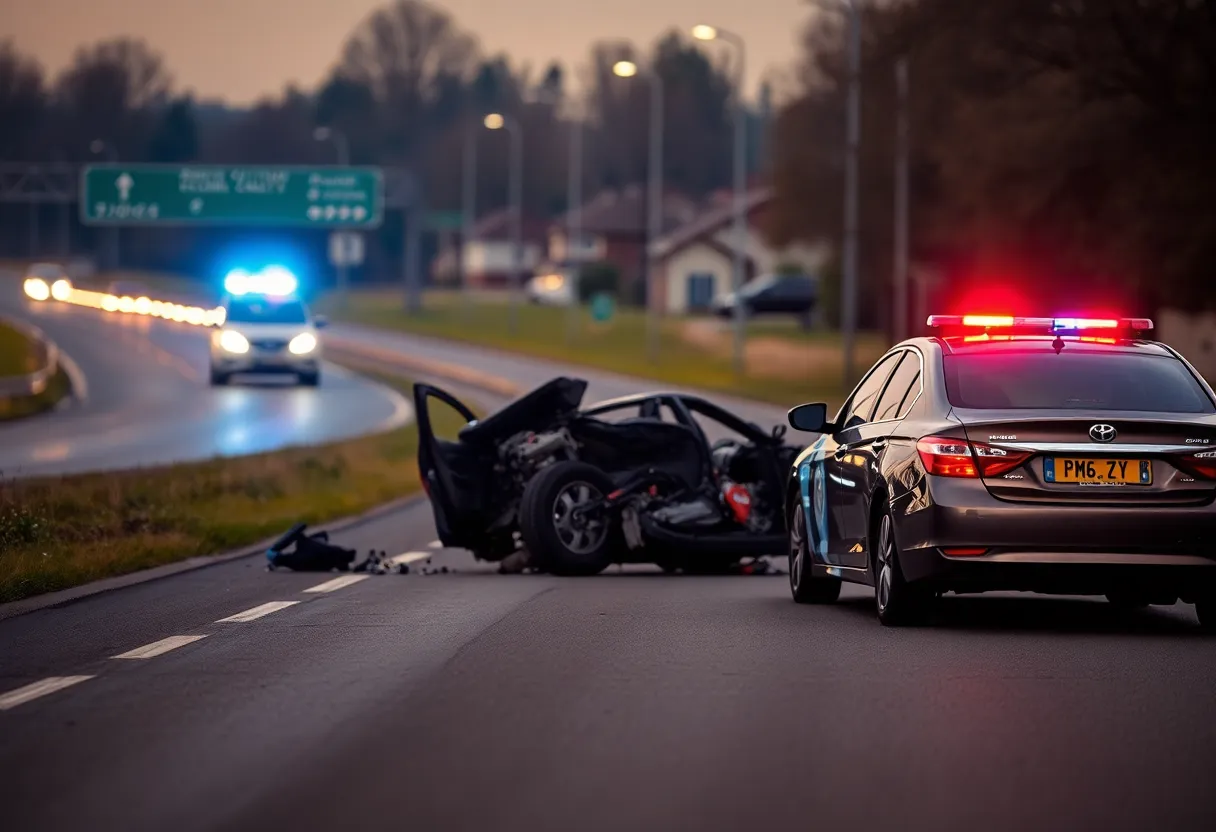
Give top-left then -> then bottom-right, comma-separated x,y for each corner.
414,378 -> 803,574
783,315 -> 1216,627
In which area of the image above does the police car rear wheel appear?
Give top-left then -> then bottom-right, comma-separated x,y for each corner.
209,368 -> 229,386
299,371 -> 320,387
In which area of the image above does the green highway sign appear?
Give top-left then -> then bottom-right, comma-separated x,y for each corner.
80,164 -> 383,228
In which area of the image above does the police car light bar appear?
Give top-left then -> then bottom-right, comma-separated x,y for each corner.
224,266 -> 298,297
927,315 -> 1153,333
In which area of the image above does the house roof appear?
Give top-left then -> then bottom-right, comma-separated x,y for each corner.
649,187 -> 774,260
552,185 -> 700,235
470,207 -> 549,242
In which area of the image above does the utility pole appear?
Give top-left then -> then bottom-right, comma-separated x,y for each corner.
893,56 -> 909,343
404,174 -> 423,314
646,70 -> 664,364
566,111 -> 583,345
461,124 -> 477,319
842,0 -> 862,384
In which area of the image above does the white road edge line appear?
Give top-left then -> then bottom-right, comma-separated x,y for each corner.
303,575 -> 369,593
428,540 -> 443,549
112,635 -> 208,659
386,551 -> 431,567
215,601 -> 300,623
0,676 -> 95,711
57,348 -> 89,404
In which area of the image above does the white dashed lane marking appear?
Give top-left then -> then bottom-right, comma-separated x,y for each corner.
0,676 -> 94,711
386,551 -> 431,568
303,575 -> 369,593
428,540 -> 443,549
215,601 -> 300,623
112,635 -> 208,659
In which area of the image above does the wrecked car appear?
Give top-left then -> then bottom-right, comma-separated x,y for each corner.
413,377 -> 804,575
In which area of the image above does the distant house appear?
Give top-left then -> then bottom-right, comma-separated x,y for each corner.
649,187 -> 831,314
544,185 -> 700,292
431,208 -> 549,288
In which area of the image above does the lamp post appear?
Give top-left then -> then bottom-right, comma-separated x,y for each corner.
565,103 -> 584,345
459,122 -> 478,320
613,59 -> 663,364
692,24 -> 748,377
484,112 -> 523,335
893,57 -> 909,344
89,139 -> 119,271
313,126 -> 352,307
806,0 -> 862,384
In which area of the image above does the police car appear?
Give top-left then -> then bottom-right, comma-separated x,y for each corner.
785,314 -> 1216,628
209,267 -> 326,387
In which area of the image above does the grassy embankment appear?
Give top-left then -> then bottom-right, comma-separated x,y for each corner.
322,289 -> 889,409
0,319 -> 72,422
0,368 -> 470,604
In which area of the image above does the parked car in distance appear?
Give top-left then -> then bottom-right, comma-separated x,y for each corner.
712,272 -> 817,325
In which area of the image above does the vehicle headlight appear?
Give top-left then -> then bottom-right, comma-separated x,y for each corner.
23,278 -> 50,301
219,329 -> 250,354
289,332 -> 317,355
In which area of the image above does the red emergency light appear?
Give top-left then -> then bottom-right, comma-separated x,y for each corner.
927,315 -> 1153,335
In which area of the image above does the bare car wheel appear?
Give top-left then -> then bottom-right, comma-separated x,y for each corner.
520,461 -> 616,576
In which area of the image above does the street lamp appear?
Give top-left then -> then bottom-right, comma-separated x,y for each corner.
313,126 -> 352,306
484,112 -> 524,335
692,23 -> 748,377
806,0 -> 862,385
90,139 -> 119,271
613,59 -> 663,364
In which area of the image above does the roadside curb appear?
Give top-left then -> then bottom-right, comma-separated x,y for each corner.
0,493 -> 429,622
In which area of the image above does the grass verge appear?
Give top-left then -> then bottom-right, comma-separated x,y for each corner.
323,290 -> 888,408
0,369 -> 468,605
0,320 -> 72,422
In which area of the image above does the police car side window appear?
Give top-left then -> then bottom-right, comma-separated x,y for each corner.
873,351 -> 922,422
838,352 -> 904,429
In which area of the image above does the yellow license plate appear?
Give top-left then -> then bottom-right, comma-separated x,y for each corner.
1043,457 -> 1152,485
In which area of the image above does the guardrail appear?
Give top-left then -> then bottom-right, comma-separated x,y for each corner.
0,316 -> 61,399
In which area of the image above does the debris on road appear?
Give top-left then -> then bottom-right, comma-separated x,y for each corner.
265,524 -> 356,571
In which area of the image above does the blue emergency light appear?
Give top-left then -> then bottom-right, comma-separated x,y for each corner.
224,266 -> 298,297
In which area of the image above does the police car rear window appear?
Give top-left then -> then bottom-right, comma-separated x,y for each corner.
225,299 -> 308,324
943,351 -> 1215,413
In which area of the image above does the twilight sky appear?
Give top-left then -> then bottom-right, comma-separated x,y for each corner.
2,0 -> 819,105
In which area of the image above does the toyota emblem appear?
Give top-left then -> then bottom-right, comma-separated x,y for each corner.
1089,424 -> 1117,443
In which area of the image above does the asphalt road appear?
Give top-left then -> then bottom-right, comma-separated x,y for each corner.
2,495 -> 1214,831
0,282 -> 411,478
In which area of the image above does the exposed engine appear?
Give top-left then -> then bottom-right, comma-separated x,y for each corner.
498,428 -> 579,490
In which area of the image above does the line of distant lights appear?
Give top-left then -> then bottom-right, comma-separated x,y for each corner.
23,277 -> 226,327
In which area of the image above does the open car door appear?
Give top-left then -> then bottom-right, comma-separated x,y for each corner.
412,383 -> 492,551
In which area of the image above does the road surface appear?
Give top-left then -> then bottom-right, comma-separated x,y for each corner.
0,281 -> 411,478
2,494 -> 1214,831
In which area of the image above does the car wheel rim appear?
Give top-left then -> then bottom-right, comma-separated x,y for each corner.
551,481 -> 607,555
790,510 -> 805,591
877,514 -> 893,613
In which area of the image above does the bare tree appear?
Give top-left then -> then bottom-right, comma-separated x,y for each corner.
0,41 -> 48,160
54,37 -> 172,159
335,0 -> 480,161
